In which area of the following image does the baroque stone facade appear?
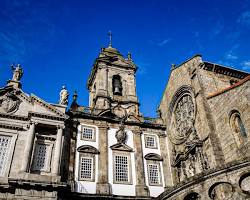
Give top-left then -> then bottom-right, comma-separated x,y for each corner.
0,43 -> 250,200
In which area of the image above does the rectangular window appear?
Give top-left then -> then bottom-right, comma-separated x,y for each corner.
32,143 -> 50,171
145,135 -> 157,148
80,157 -> 93,180
114,155 -> 129,183
81,126 -> 95,141
148,163 -> 161,185
0,135 -> 11,176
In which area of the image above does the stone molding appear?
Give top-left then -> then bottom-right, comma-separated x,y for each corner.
144,153 -> 163,161
110,143 -> 133,152
77,145 -> 99,154
0,122 -> 23,131
156,157 -> 250,200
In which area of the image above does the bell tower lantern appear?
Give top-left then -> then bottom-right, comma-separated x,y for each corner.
87,34 -> 139,116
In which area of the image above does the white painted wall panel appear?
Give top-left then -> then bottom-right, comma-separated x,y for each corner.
74,123 -> 99,194
108,128 -> 136,196
142,133 -> 165,197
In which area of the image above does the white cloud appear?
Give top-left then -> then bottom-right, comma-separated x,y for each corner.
225,53 -> 238,60
241,60 -> 250,71
157,39 -> 171,46
238,11 -> 250,27
210,20 -> 224,38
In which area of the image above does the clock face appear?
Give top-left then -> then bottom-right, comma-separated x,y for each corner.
170,94 -> 195,145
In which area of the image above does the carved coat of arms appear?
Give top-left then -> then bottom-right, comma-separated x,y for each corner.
0,92 -> 20,113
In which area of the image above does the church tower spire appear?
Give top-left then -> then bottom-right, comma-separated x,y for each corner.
87,35 -> 139,116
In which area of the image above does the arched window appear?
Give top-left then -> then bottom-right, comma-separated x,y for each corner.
112,75 -> 122,96
183,192 -> 200,200
230,110 -> 247,144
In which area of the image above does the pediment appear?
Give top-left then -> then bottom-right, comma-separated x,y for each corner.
77,145 -> 99,154
144,153 -> 163,161
0,86 -> 66,119
110,143 -> 133,152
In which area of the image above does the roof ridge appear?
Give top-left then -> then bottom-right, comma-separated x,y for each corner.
207,75 -> 250,99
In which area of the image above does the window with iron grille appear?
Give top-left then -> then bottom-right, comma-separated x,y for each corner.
80,157 -> 93,180
114,155 -> 129,183
148,163 -> 160,185
32,143 -> 50,171
145,135 -> 157,148
0,135 -> 11,176
81,126 -> 95,141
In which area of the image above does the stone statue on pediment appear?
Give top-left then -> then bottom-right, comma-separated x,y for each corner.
11,64 -> 23,82
59,86 -> 69,105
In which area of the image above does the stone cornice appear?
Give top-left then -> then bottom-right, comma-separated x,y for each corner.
68,111 -> 166,130
0,113 -> 29,121
157,157 -> 250,200
8,179 -> 67,188
202,61 -> 249,79
0,123 -> 24,131
29,112 -> 66,121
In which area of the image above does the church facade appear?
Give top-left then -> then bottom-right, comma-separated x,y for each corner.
0,42 -> 250,200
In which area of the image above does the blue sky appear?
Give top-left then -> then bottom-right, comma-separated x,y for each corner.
1,0 -> 250,117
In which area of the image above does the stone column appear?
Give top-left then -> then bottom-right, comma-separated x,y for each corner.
96,125 -> 111,195
133,129 -> 149,196
20,121 -> 36,172
159,133 -> 173,187
52,125 -> 63,175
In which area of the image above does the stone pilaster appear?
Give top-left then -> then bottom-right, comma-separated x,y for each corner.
20,121 -> 36,172
52,125 -> 63,175
96,125 -> 111,195
133,129 -> 149,197
159,133 -> 173,187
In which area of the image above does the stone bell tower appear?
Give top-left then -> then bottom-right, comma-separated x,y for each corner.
87,33 -> 139,116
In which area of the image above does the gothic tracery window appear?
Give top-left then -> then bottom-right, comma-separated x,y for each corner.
230,110 -> 247,144
112,75 -> 123,96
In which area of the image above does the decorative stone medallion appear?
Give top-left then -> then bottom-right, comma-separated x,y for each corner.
0,92 -> 21,114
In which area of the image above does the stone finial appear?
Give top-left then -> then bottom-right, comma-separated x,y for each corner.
70,91 -> 79,111
11,64 -> 23,82
73,91 -> 78,101
127,52 -> 132,60
59,86 -> 69,105
171,64 -> 176,70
